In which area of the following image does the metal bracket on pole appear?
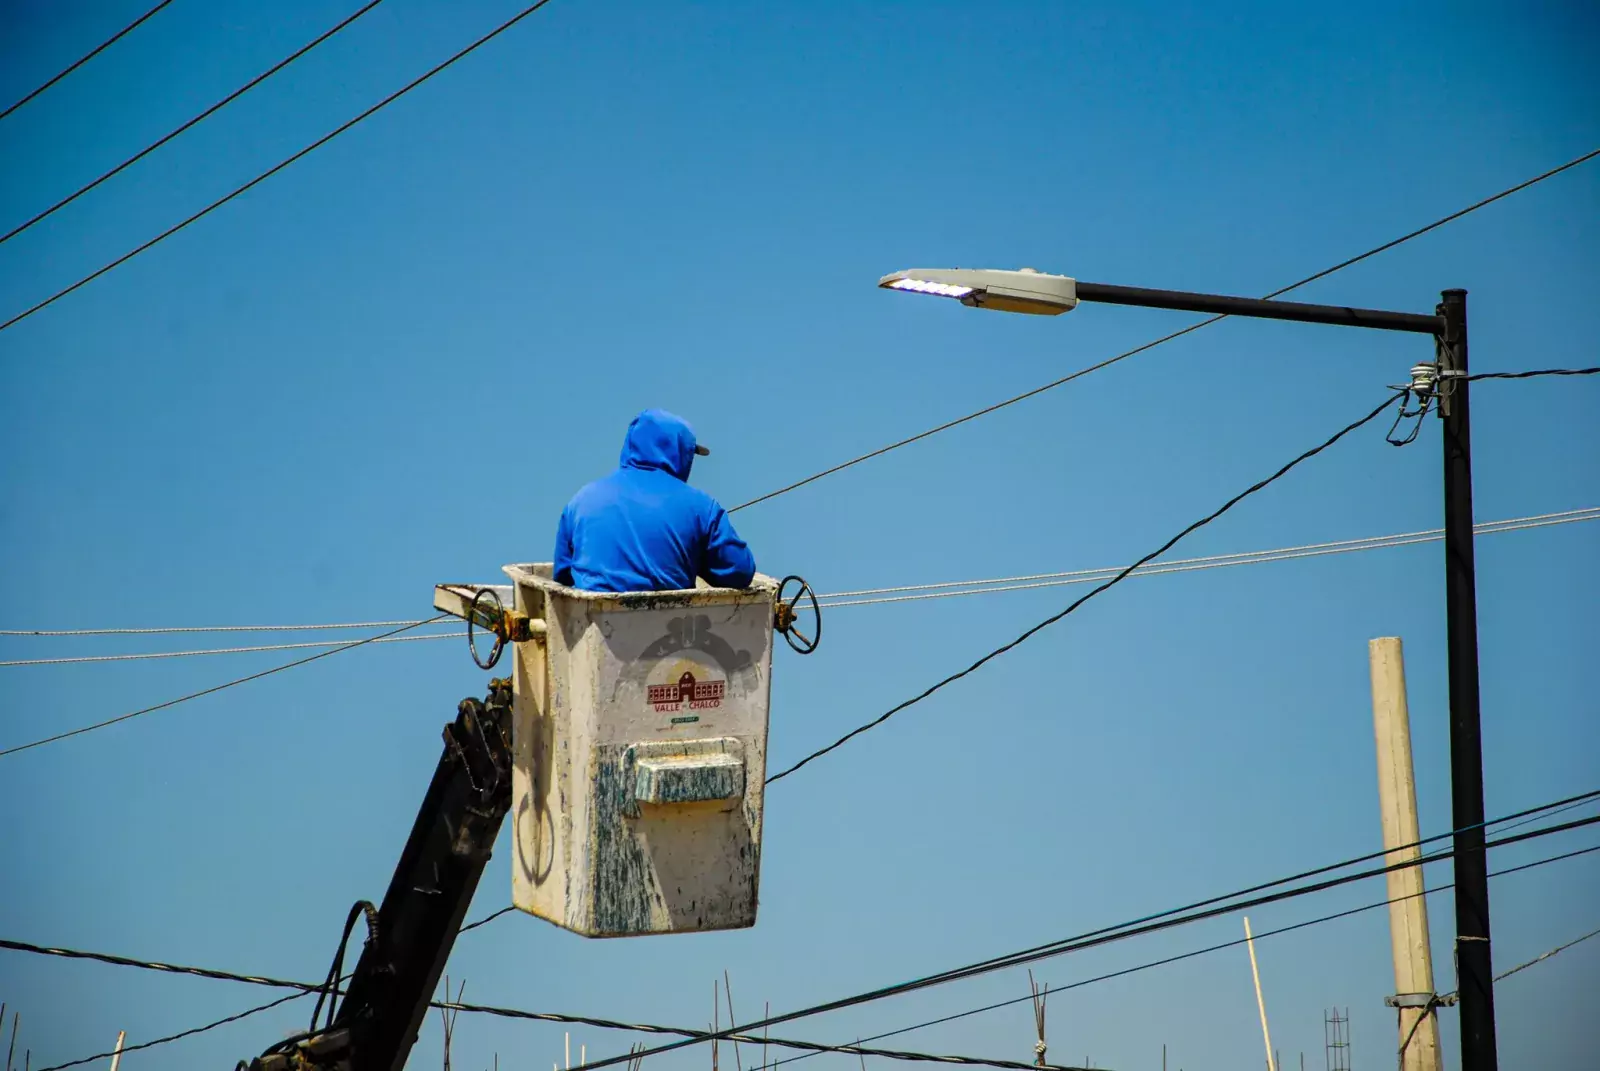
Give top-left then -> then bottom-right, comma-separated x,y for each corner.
1386,992 -> 1457,1009
1432,301 -> 1466,419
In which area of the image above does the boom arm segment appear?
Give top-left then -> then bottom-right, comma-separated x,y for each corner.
246,680 -> 514,1071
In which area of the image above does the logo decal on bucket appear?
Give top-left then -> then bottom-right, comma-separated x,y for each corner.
647,668 -> 725,713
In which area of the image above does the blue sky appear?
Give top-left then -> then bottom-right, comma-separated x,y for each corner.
1,1 -> 1596,1068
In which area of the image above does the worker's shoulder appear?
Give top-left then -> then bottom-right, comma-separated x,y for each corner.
681,480 -> 732,517
637,473 -> 729,522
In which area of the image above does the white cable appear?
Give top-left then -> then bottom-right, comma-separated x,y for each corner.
818,510 -> 1599,609
815,508 -> 1598,601
2,509 -> 1593,649
0,631 -> 466,667
0,618 -> 439,637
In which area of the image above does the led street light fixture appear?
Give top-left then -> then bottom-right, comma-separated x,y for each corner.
877,267 -> 1079,315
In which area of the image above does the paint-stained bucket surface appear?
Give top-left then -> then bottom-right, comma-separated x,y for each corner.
504,564 -> 778,937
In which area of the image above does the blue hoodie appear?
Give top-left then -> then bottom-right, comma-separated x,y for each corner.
553,409 -> 756,592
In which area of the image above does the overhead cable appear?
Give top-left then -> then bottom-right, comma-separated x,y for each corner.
814,508 -> 1598,609
1,0 -> 390,246
0,0 -> 560,334
0,1 -> 174,122
726,149 -> 1600,515
0,629 -> 464,667
766,391 -> 1405,785
10,798 -> 1596,1070
455,791 -> 1600,941
36,843 -> 1600,1071
1468,366 -> 1599,381
0,615 -> 449,759
497,810 -> 1600,1071
33,989 -> 311,1071
6,507 -> 1591,645
762,840 -> 1600,1071
459,905 -> 517,933
1,943 -> 1094,1071
1478,923 -> 1600,987
0,618 -> 445,637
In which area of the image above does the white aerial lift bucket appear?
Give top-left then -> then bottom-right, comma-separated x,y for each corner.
434,566 -> 817,937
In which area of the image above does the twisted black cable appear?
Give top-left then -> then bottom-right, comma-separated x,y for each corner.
14,819 -> 1599,1071
576,811 -> 1600,1071
0,0 -> 560,333
0,1 -> 174,121
1468,367 -> 1598,381
766,391 -> 1405,784
728,150 -> 1600,514
763,840 -> 1600,1071
0,0 -> 390,246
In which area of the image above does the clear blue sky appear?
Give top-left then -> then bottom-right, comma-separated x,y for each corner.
1,2 -> 1596,1068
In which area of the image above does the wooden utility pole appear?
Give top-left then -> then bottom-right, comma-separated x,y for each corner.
1369,637 -> 1442,1071
107,1031 -> 126,1071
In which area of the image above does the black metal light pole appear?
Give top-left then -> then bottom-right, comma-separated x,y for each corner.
1436,288 -> 1498,1069
884,266 -> 1504,1069
1064,280 -> 1495,1071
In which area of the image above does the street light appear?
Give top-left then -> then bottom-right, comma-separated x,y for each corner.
878,267 -> 1078,315
881,265 -> 1500,1071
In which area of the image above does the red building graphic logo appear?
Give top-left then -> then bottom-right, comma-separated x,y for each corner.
648,670 -> 725,712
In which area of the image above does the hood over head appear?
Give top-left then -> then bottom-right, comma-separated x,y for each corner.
619,408 -> 703,480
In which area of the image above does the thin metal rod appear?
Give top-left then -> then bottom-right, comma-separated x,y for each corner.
1074,281 -> 1443,334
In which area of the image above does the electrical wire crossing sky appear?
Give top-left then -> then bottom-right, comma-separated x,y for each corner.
1,4 -> 1596,1068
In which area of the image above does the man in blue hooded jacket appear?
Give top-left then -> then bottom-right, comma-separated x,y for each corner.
553,409 -> 757,593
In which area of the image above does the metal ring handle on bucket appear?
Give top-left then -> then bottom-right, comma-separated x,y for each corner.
467,587 -> 506,670
775,575 -> 821,655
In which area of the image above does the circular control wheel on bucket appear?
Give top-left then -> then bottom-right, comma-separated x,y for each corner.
467,586 -> 507,670
774,575 -> 821,655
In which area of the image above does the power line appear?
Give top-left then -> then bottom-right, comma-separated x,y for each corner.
765,390 -> 1404,785
1,0 -> 389,246
0,615 -> 449,759
1490,793 -> 1600,837
459,796 -> 1600,947
1,942 -> 1094,1071
1,376 -> 1585,742
4,362 -> 1590,647
1467,366 -> 1599,381
813,508 -> 1598,608
459,905 -> 517,933
0,940 -> 315,991
0,629 -> 464,667
0,618 -> 445,637
509,810 -> 1600,1071
6,507 -> 1591,649
726,148 -> 1600,515
1484,923 -> 1600,985
35,843 -> 1600,1071
761,841 -> 1600,1071
771,366 -> 1599,782
0,1 -> 175,122
33,989 -> 311,1071
436,1003 -> 1101,1071
9,799 -> 1595,1069
37,843 -> 1600,1071
0,0 -> 560,334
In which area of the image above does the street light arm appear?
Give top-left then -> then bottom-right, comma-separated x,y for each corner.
1073,281 -> 1443,335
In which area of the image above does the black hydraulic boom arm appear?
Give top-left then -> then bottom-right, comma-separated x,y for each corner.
243,679 -> 515,1071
